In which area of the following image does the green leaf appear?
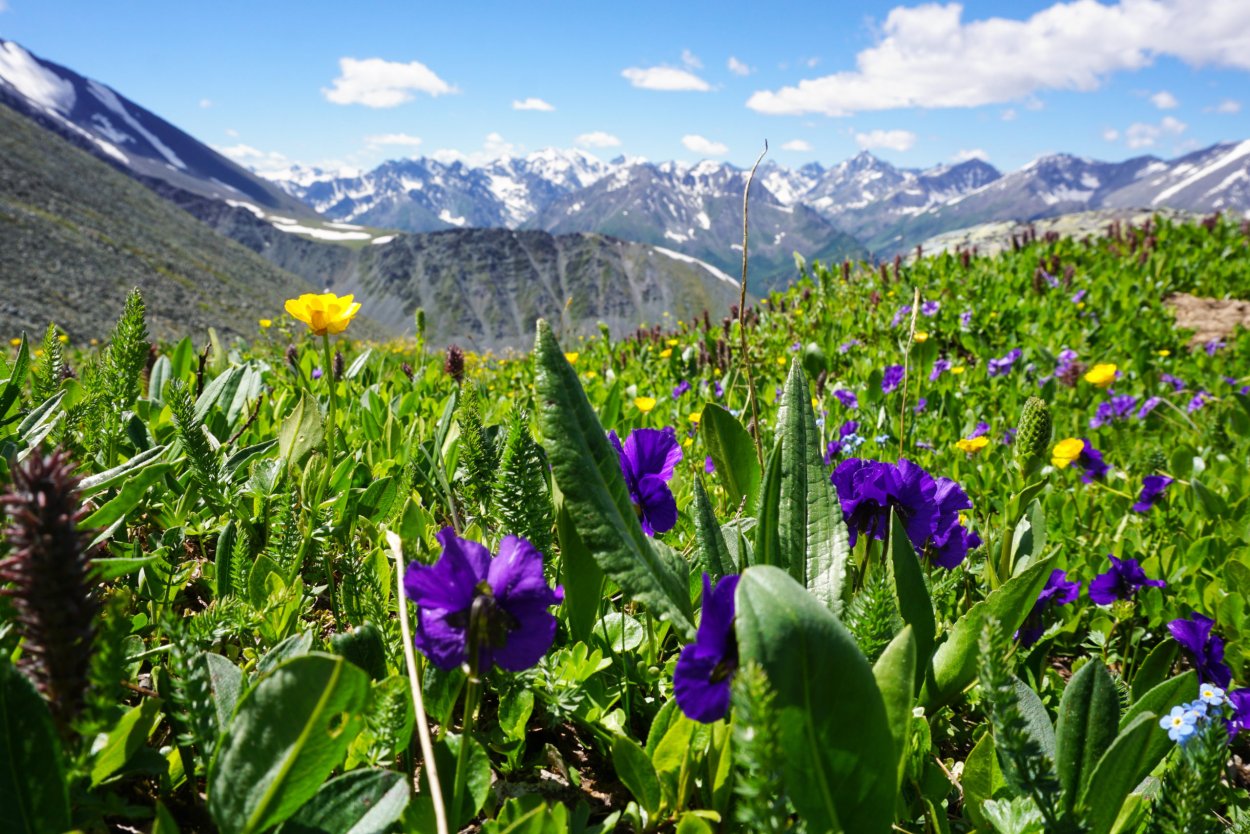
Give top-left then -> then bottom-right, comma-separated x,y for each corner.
357,477 -> 398,523
279,393 -> 325,471
1120,671 -> 1194,734
1079,712 -> 1167,834
0,660 -> 70,834
14,390 -> 64,457
1130,641 -> 1178,701
872,625 -> 916,790
555,500 -> 603,643
887,511 -> 935,693
1054,661 -> 1119,812
692,477 -> 736,579
751,439 -> 783,570
1012,678 -> 1056,760
79,445 -> 169,496
82,462 -> 175,534
330,624 -> 389,681
613,734 -> 662,817
90,696 -> 161,786
700,403 -> 760,511
921,556 -> 1057,709
773,360 -> 850,613
962,732 -> 1006,831
207,653 -> 369,834
675,812 -> 714,834
204,652 -> 245,730
0,334 -> 30,425
534,321 -> 694,639
92,554 -> 163,581
735,565 -> 896,833
274,768 -> 408,834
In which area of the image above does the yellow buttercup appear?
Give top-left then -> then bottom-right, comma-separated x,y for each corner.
284,292 -> 361,336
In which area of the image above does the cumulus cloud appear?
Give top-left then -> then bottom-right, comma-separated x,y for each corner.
575,131 -> 621,148
622,66 -> 711,92
365,133 -> 423,148
1208,98 -> 1241,114
781,139 -> 813,151
512,97 -> 555,111
854,129 -> 916,152
681,49 -> 703,69
323,57 -> 456,108
214,143 -> 293,175
430,132 -> 519,166
1150,90 -> 1178,109
682,134 -> 729,156
1124,115 -> 1186,148
727,56 -> 752,76
1102,127 -> 1120,142
952,148 -> 988,162
746,0 -> 1250,116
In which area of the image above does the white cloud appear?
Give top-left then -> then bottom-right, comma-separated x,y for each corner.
1124,115 -> 1187,149
781,139 -> 813,152
365,133 -> 423,148
430,132 -> 519,166
1102,127 -> 1120,142
198,98 -> 213,109
214,143 -> 294,174
224,128 -> 239,138
952,148 -> 988,162
682,134 -> 729,156
323,56 -> 456,108
681,49 -> 703,69
622,66 -> 711,92
727,56 -> 752,76
575,131 -> 621,148
854,128 -> 916,152
1150,90 -> 1178,109
512,97 -> 555,111
747,1 -> 1250,116
1209,98 -> 1241,114
1001,108 -> 1017,121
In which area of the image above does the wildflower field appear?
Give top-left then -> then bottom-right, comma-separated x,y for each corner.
3,213 -> 1250,834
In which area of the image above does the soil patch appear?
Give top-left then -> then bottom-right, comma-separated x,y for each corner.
1165,292 -> 1250,346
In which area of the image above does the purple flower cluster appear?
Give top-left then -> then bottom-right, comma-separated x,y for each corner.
1132,475 -> 1173,512
1186,390 -> 1212,413
987,348 -> 1023,377
1136,396 -> 1163,419
1071,440 -> 1110,483
1016,569 -> 1080,647
891,305 -> 913,328
1071,289 -> 1087,304
930,359 -> 951,381
1169,613 -> 1231,689
833,389 -> 859,410
882,365 -> 905,394
1090,394 -> 1139,428
1204,338 -> 1225,356
921,300 -> 941,316
960,310 -> 973,327
831,458 -> 981,569
914,398 -> 928,414
1160,373 -> 1186,392
824,420 -> 862,465
1088,554 -> 1165,604
674,573 -> 740,723
969,421 -> 989,439
609,427 -> 682,536
672,380 -> 691,399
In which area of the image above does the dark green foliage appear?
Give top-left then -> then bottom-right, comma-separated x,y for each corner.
103,288 -> 150,408
227,525 -> 253,599
843,564 -> 902,663
166,378 -> 221,503
32,324 -> 64,403
1145,720 -> 1228,834
164,616 -> 218,768
731,661 -> 801,833
493,407 -> 554,557
456,385 -> 498,518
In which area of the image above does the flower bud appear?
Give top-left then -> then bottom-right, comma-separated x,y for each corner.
1014,396 -> 1052,478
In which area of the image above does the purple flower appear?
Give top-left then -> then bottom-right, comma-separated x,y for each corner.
1161,373 -> 1186,392
1056,348 -> 1078,373
1002,428 -> 1017,445
834,389 -> 859,410
609,427 -> 682,536
790,341 -> 802,352
674,573 -> 740,723
713,380 -> 724,398
311,367 -> 323,380
838,339 -> 861,353
1168,613 -> 1232,689
1186,390 -> 1212,413
704,455 -> 715,473
882,365 -> 905,394
1228,690 -> 1250,738
672,380 -> 691,399
1015,569 -> 1080,648
1136,396 -> 1162,419
831,458 -> 980,569
969,421 -> 989,439
1132,475 -> 1173,512
921,300 -> 940,316
987,349 -> 1023,377
824,420 -> 860,465
1088,554 -> 1165,604
1090,394 -> 1139,429
1071,289 -> 1087,304
915,440 -> 935,450
930,359 -> 951,381
960,310 -> 973,327
914,398 -> 928,414
891,305 -> 913,328
1075,440 -> 1109,483
1204,339 -> 1225,356
403,529 -> 563,672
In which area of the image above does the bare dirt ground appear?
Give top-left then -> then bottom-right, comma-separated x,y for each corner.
1166,292 -> 1250,345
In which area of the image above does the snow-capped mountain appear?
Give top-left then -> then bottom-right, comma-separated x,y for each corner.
0,38 -> 310,215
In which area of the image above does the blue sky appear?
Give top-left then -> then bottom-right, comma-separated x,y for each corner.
3,0 -> 1249,174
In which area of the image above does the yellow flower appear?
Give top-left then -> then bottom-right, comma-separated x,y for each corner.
259,318 -> 273,329
1051,437 -> 1084,469
956,436 -> 989,454
585,370 -> 598,379
689,412 -> 702,424
666,338 -> 680,346
951,365 -> 965,375
811,397 -> 819,409
284,291 -> 361,336
564,352 -> 579,364
1076,301 -> 1086,310
8,337 -> 20,347
683,437 -> 693,448
914,331 -> 929,343
1084,363 -> 1117,387
659,349 -> 673,358
57,334 -> 68,343
33,349 -> 44,358
776,356 -> 786,365
1156,349 -> 1171,357
634,396 -> 657,413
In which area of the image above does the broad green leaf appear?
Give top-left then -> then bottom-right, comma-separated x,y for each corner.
204,652 -> 246,730
0,334 -> 30,425
1078,712 -> 1165,834
330,624 -> 389,681
700,403 -> 760,511
148,355 -> 172,402
751,439 -> 783,570
735,565 -> 896,834
982,796 -> 1045,834
358,476 -> 399,523
645,698 -> 680,759
498,688 -> 535,743
612,735 -> 662,817
887,511 -> 935,692
1055,661 -> 1119,812
692,477 -> 736,579
675,812 -> 714,834
82,462 -> 175,533
555,500 -> 604,643
534,321 -> 694,639
274,768 -> 408,834
78,444 -> 168,496
207,653 -> 369,834
92,554 -> 163,581
921,556 -> 1056,709
0,660 -> 70,834
345,348 -> 373,380
962,732 -> 1006,831
248,554 -> 284,610
256,631 -> 315,677
1013,678 -> 1056,760
15,390 -> 64,457
1121,671 -> 1194,734
1130,641 -> 1178,702
90,696 -> 161,786
774,359 -> 850,614
872,625 -> 916,790
279,392 -> 325,471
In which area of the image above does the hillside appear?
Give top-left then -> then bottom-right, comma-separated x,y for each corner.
0,101 -> 316,342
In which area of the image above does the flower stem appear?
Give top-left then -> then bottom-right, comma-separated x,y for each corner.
452,676 -> 482,823
321,334 -> 337,465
